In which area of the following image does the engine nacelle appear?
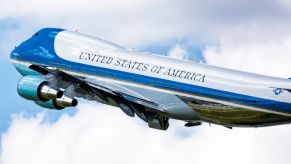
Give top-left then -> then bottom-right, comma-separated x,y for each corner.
35,95 -> 78,110
147,113 -> 169,130
35,100 -> 64,110
17,75 -> 63,101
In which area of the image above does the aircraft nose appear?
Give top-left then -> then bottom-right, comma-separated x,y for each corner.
10,46 -> 19,59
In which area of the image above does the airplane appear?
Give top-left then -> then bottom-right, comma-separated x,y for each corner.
10,28 -> 291,130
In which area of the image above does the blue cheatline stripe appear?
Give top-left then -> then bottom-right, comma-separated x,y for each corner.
10,28 -> 291,114
55,60 -> 291,112
14,56 -> 291,114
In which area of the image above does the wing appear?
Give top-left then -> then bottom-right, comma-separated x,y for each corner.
29,64 -> 170,130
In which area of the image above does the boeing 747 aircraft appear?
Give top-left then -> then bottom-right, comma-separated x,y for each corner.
10,28 -> 291,130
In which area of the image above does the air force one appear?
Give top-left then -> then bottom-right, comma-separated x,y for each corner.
10,28 -> 291,130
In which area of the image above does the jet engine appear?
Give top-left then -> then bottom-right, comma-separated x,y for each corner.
17,75 -> 63,101
35,95 -> 78,110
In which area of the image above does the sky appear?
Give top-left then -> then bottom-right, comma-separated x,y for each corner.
1,0 -> 291,164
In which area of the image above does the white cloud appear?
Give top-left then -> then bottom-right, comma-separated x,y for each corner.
203,35 -> 291,78
0,0 -> 190,47
1,102 -> 291,164
2,0 -> 291,48
167,44 -> 188,60
2,1 -> 291,164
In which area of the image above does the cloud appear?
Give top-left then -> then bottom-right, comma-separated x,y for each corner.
2,0 -> 291,48
1,102 -> 291,164
167,44 -> 188,60
0,0 -> 191,47
2,1 -> 291,164
203,35 -> 291,78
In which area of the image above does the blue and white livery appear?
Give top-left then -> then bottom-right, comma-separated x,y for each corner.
10,28 -> 291,130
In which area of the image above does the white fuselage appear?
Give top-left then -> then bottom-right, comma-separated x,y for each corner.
51,31 -> 291,115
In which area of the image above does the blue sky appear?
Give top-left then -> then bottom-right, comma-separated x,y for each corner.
2,1 -> 291,164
